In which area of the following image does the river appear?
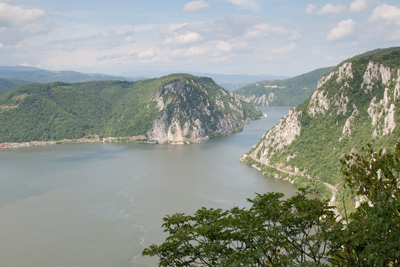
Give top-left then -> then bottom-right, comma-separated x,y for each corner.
0,106 -> 295,267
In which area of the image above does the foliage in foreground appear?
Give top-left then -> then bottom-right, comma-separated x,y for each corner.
143,143 -> 400,266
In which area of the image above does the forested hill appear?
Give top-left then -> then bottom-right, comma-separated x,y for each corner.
0,66 -> 134,84
234,67 -> 332,106
0,74 -> 261,144
0,78 -> 29,93
242,47 -> 400,211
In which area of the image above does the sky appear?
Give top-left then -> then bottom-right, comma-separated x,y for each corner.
0,0 -> 399,77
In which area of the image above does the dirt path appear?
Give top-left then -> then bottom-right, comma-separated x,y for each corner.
324,182 -> 342,220
243,154 -> 342,220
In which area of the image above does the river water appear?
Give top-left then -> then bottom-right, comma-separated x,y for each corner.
0,106 -> 295,267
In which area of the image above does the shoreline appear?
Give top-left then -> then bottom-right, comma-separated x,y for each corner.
0,135 -> 147,149
0,134 -> 215,149
240,153 -> 342,219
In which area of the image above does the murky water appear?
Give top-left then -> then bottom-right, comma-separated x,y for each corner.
0,106 -> 296,266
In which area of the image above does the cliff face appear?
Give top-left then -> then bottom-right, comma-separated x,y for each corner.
147,76 -> 256,144
244,47 -> 400,187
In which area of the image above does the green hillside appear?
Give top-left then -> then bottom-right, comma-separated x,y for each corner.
0,74 -> 260,144
235,67 -> 332,106
0,78 -> 29,93
0,66 -> 133,83
242,47 -> 400,211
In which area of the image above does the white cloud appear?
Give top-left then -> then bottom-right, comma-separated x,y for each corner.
305,4 -> 317,15
0,3 -> 45,27
225,0 -> 259,11
185,46 -> 208,57
318,4 -> 346,15
245,23 -> 287,38
217,41 -> 231,52
290,31 -> 302,40
327,19 -> 355,41
0,3 -> 51,46
116,25 -> 134,36
124,36 -> 134,43
170,46 -> 208,58
182,0 -> 210,12
157,23 -> 187,37
370,4 -> 400,26
155,15 -> 300,65
138,48 -> 156,58
274,42 -> 297,54
349,0 -> 370,13
0,42 -> 3,49
163,32 -> 202,45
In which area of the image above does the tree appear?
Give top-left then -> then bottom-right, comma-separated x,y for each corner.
329,143 -> 400,266
143,190 -> 337,266
143,143 -> 400,266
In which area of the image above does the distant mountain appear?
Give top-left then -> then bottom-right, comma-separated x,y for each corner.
0,73 -> 261,144
0,66 -> 143,87
121,70 -> 287,91
195,73 -> 288,91
241,47 -> 400,213
0,78 -> 30,93
234,67 -> 332,106
0,66 -> 42,72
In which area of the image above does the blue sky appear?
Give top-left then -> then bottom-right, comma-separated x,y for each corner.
0,0 -> 399,77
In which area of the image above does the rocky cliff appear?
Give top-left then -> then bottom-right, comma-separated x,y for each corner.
242,47 -> 400,205
147,75 -> 259,144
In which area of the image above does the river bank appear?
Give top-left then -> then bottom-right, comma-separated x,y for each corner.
0,135 -> 149,149
240,153 -> 341,219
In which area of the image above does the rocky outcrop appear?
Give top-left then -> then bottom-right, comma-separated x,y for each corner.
236,92 -> 277,107
340,105 -> 358,141
253,58 -> 400,163
249,108 -> 302,164
308,90 -> 330,117
147,78 -> 258,144
368,89 -> 396,138
243,47 -> 400,203
236,94 -> 270,106
362,62 -> 392,93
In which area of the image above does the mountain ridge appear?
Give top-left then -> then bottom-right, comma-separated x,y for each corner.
0,73 -> 261,146
241,46 -> 400,212
234,67 -> 332,106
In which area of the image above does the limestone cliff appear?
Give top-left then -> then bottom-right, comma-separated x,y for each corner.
147,75 -> 259,144
242,47 -> 400,202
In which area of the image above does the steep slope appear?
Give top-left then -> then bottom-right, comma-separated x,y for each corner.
0,74 -> 261,144
235,67 -> 332,106
241,47 -> 400,204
